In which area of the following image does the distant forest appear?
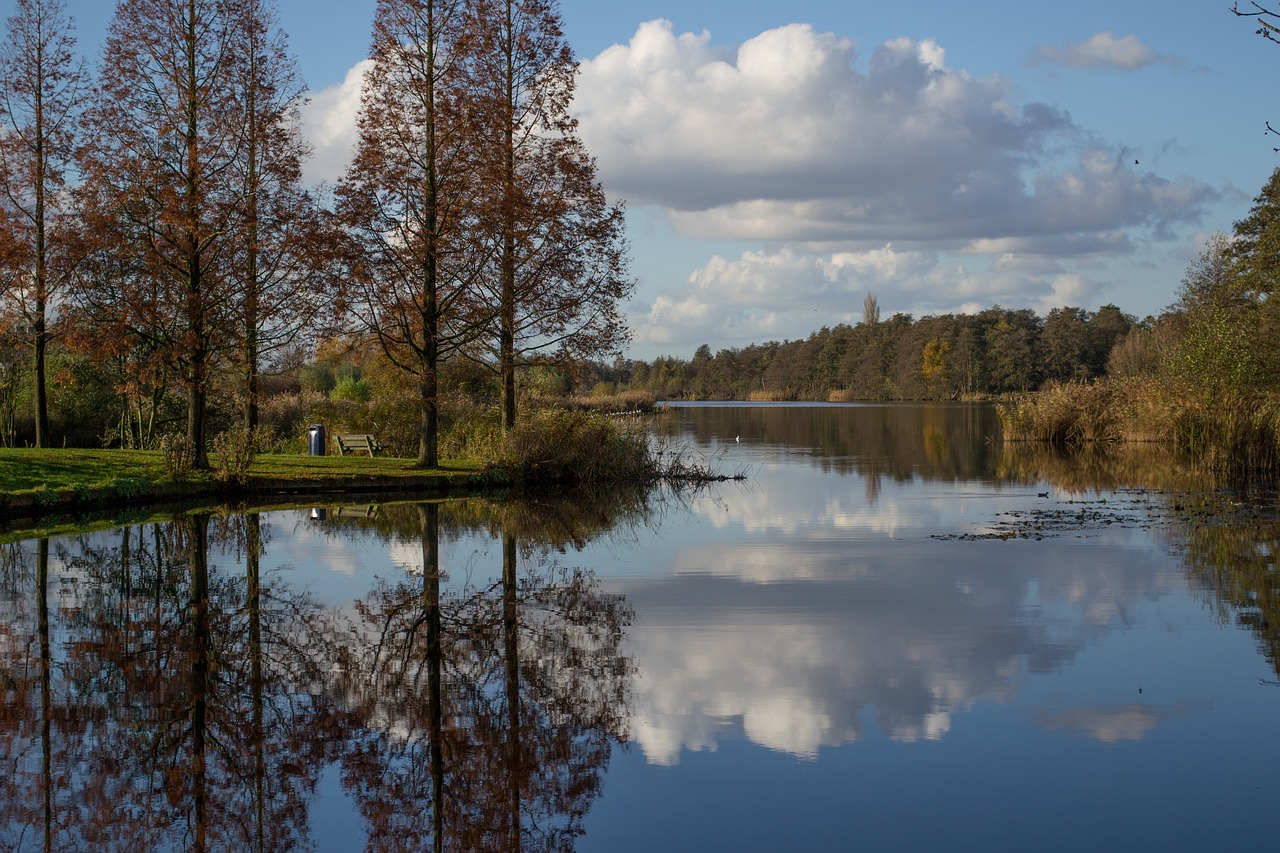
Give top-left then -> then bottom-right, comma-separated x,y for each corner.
590,300 -> 1139,402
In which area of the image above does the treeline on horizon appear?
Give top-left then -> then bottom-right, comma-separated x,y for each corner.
598,300 -> 1137,402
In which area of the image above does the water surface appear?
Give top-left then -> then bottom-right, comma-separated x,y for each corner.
3,403 -> 1278,851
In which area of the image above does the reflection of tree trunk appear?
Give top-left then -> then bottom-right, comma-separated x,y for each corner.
188,515 -> 210,853
503,532 -> 521,853
37,538 -> 52,853
122,527 -> 132,658
420,504 -> 443,853
247,514 -> 266,853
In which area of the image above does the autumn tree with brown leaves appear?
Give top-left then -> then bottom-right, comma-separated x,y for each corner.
76,0 -> 250,467
472,0 -> 631,429
0,0 -> 85,447
338,0 -> 492,468
227,0 -> 333,433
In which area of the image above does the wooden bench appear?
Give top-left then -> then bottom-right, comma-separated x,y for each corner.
335,433 -> 388,457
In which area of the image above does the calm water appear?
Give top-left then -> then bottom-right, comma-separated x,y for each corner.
3,403 -> 1279,852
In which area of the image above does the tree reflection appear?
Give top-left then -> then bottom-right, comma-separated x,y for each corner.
1164,490 -> 1280,680
1000,442 -> 1280,683
0,493 -> 636,850
341,501 -> 633,852
0,513 -> 345,851
0,538 -> 68,852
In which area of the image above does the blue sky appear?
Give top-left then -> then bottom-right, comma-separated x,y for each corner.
49,1 -> 1280,359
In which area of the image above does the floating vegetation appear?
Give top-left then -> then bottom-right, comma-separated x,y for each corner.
933,488 -> 1280,541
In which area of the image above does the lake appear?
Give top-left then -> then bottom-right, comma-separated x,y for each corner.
3,403 -> 1278,852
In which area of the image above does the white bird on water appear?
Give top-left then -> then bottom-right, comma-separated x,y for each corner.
735,435 -> 740,443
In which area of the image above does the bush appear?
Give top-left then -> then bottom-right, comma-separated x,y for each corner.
259,390 -> 329,452
212,427 -> 262,485
439,401 -> 503,461
159,433 -> 195,482
498,409 -> 654,484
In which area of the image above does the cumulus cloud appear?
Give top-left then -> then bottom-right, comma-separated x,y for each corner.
1032,31 -> 1183,70
300,59 -> 371,185
630,244 -> 1104,350
575,21 -> 1214,247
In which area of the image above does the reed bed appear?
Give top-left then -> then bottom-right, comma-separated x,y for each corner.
999,378 -> 1280,479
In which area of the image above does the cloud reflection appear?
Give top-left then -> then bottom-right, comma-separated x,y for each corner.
619,534 -> 1180,764
1029,704 -> 1193,742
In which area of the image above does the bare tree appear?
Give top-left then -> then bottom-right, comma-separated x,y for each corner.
1234,3 -> 1280,147
0,0 -> 85,447
863,292 -> 880,326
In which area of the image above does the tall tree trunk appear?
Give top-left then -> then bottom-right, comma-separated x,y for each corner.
242,3 -> 261,434
419,356 -> 438,468
184,0 -> 208,468
33,96 -> 48,447
247,514 -> 267,853
499,0 -> 517,431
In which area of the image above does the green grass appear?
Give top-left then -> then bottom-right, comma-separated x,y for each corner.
0,448 -> 487,498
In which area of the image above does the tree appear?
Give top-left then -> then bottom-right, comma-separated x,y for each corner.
1231,171 -> 1280,383
921,336 -> 951,398
863,291 -> 880,326
1084,304 -> 1133,376
226,0 -> 331,433
1039,306 -> 1090,382
1172,233 -> 1255,391
472,0 -> 631,429
77,0 -> 247,467
338,0 -> 489,468
0,0 -> 85,447
984,309 -> 1040,393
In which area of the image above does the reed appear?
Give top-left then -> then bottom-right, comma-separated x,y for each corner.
1000,377 -> 1280,479
998,380 -> 1124,444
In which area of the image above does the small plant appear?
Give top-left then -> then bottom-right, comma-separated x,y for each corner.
159,434 -> 195,482
212,427 -> 261,485
106,476 -> 150,498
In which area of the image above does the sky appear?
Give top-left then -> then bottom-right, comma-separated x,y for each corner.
40,0 -> 1280,359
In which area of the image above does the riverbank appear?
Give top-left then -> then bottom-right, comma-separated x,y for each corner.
0,448 -> 503,522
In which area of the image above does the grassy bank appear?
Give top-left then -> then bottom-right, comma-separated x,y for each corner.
0,448 -> 494,517
0,408 -> 731,521
999,378 -> 1280,478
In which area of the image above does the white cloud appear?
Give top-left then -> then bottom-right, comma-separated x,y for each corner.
300,59 -> 371,185
1032,31 -> 1181,70
576,21 -> 1215,247
630,244 -> 1106,351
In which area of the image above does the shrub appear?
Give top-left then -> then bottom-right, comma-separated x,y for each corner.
212,427 -> 262,485
439,402 -> 503,461
159,433 -> 195,482
498,409 -> 654,484
259,390 -> 329,452
331,374 -> 372,403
